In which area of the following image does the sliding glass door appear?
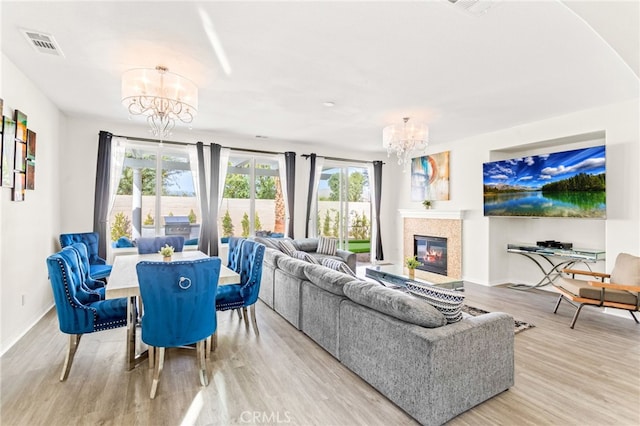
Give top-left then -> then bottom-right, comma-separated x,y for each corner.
316,163 -> 371,252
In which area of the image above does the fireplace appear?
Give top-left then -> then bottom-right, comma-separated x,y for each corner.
414,235 -> 448,276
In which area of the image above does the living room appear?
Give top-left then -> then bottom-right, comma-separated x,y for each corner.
1,1 -> 639,425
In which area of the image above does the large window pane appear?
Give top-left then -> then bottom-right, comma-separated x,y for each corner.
109,142 -> 197,244
221,153 -> 282,240
316,163 -> 371,258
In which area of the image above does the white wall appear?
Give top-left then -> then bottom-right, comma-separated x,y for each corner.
1,54 -> 63,354
392,99 -> 640,286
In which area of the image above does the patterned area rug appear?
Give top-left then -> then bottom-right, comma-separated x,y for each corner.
462,305 -> 535,334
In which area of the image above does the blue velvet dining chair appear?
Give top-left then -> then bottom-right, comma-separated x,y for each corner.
136,236 -> 185,254
216,240 -> 266,334
59,232 -> 112,280
63,243 -> 106,298
136,257 -> 221,399
46,249 -> 128,381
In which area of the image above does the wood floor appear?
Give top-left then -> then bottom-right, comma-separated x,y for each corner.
1,282 -> 639,426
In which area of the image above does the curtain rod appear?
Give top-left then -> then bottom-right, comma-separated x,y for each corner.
301,154 -> 384,165
110,132 -> 282,155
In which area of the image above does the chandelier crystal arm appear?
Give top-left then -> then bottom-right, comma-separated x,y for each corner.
121,65 -> 198,137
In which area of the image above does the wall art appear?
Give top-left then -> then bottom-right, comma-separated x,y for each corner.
411,151 -> 450,201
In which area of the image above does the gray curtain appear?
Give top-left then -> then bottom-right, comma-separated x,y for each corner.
209,143 -> 221,256
305,153 -> 316,237
196,142 -> 211,254
196,142 -> 222,256
285,151 -> 296,238
373,160 -> 384,261
93,131 -> 112,260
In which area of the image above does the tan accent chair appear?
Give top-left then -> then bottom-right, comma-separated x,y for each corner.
553,253 -> 640,328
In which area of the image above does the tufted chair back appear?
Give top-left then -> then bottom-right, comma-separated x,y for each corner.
136,257 -> 221,348
238,240 -> 266,306
227,237 -> 246,272
137,236 -> 185,254
64,243 -> 105,292
60,232 -> 103,265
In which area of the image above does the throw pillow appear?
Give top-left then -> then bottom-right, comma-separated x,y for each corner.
291,250 -> 320,264
278,239 -> 297,256
405,281 -> 466,324
321,257 -> 356,277
317,236 -> 338,256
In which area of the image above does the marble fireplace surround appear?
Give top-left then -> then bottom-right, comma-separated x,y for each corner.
399,210 -> 463,280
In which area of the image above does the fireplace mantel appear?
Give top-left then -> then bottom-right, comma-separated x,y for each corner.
399,209 -> 464,220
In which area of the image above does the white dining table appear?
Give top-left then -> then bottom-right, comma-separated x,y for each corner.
106,251 -> 240,370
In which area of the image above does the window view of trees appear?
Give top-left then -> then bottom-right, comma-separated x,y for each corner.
109,144 -> 197,243
317,165 -> 372,254
221,155 -> 283,240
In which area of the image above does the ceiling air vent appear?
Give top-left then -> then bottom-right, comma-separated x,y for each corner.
447,0 -> 501,16
20,29 -> 64,57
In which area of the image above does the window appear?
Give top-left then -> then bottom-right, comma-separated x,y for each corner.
109,141 -> 198,243
221,153 -> 284,240
316,163 -> 371,253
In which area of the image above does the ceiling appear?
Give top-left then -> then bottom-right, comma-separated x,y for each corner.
1,1 -> 638,154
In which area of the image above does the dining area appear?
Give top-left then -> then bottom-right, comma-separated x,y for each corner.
46,234 -> 265,399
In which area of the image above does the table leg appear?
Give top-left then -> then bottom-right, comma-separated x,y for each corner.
125,295 -> 148,370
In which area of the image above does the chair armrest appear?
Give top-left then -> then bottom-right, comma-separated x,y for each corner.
563,268 -> 610,280
93,256 -> 107,265
589,281 -> 640,292
336,249 -> 357,272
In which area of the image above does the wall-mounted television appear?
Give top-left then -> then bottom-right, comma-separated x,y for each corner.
483,145 -> 605,218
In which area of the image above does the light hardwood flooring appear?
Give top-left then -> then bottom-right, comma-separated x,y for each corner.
1,282 -> 639,426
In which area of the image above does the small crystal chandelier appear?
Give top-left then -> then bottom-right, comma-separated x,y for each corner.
121,65 -> 198,137
382,117 -> 429,168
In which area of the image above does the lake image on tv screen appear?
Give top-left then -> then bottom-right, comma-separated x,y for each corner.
483,145 -> 605,218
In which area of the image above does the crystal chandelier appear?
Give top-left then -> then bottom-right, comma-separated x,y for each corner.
121,65 -> 198,137
382,117 -> 429,168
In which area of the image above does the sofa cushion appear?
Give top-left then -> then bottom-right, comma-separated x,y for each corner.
343,281 -> 447,328
276,255 -> 308,280
253,236 -> 282,251
291,250 -> 320,264
406,282 -> 466,323
610,253 -> 640,286
304,263 -> 356,296
321,258 -> 356,277
317,236 -> 338,255
293,238 -> 319,252
263,247 -> 286,267
278,239 -> 297,256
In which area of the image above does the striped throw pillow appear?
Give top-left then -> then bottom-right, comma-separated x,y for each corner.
321,257 -> 356,277
317,236 -> 338,256
405,281 -> 466,324
278,239 -> 297,256
292,250 -> 320,264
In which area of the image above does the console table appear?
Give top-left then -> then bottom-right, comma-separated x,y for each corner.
506,243 -> 605,289
365,264 -> 464,291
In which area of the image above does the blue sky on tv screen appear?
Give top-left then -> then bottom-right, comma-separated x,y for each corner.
483,145 -> 605,190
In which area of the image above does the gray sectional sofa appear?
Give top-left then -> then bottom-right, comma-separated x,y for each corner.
259,247 -> 515,426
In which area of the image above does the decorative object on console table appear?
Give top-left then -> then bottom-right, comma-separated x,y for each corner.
404,255 -> 422,279
411,151 -> 450,201
2,116 -> 16,188
422,200 -> 432,209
